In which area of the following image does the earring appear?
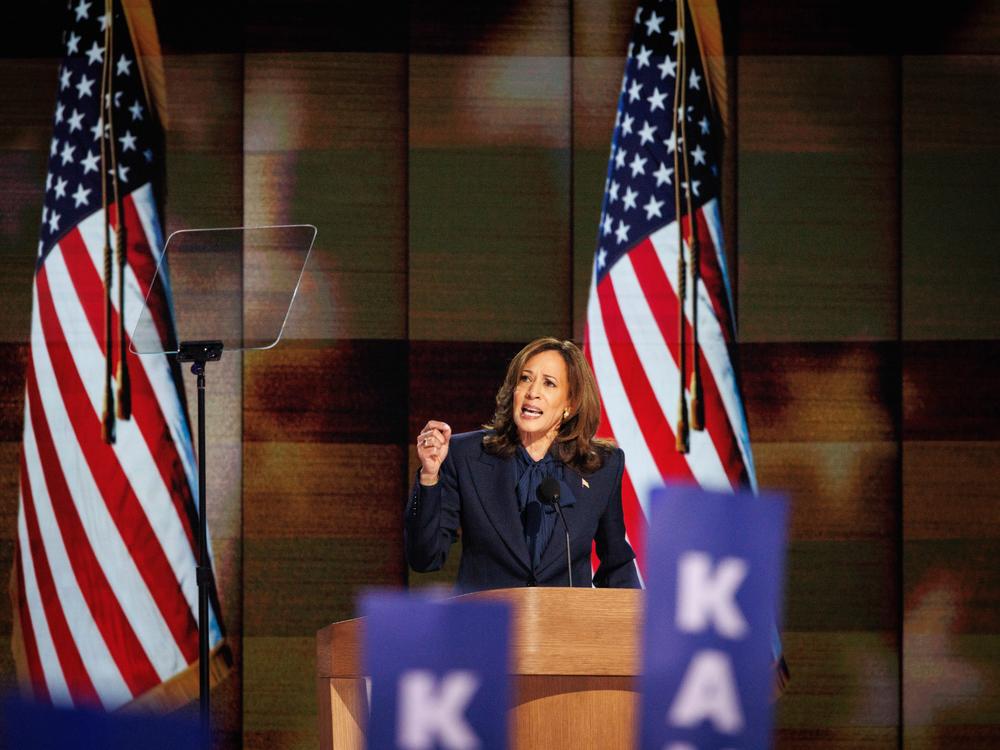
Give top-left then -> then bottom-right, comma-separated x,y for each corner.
563,410 -> 569,420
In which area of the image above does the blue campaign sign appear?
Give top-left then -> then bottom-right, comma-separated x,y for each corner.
639,484 -> 788,750
0,693 -> 199,749
362,591 -> 511,750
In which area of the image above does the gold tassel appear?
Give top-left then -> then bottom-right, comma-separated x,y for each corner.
688,226 -> 704,431
115,213 -> 131,420
102,227 -> 115,441
676,400 -> 689,453
676,241 -> 689,455
102,382 -> 116,444
115,347 -> 132,420
689,369 -> 704,432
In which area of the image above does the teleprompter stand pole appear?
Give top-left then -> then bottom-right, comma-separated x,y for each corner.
177,340 -> 224,749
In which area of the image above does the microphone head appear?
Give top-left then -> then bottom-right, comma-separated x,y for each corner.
538,476 -> 561,505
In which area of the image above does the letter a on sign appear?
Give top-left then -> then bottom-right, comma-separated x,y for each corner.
667,650 -> 745,734
362,592 -> 511,750
639,485 -> 788,750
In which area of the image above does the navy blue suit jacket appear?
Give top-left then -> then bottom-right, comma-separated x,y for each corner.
405,430 -> 641,592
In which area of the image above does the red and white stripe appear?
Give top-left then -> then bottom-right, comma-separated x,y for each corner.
585,198 -> 757,578
16,184 -> 222,709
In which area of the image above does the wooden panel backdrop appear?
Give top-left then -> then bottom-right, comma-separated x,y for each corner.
0,1 -> 997,749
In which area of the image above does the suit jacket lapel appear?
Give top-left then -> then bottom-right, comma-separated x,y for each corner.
468,449 -> 531,571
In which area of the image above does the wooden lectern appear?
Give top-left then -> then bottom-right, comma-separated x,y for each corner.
316,587 -> 643,749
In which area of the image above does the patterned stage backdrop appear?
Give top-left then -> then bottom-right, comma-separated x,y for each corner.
0,1 -> 997,749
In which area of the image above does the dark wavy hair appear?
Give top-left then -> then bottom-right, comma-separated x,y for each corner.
483,338 -> 614,473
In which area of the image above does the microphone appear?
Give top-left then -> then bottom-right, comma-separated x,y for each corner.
538,477 -> 573,587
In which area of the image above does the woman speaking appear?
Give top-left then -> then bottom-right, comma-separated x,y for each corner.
405,337 -> 640,591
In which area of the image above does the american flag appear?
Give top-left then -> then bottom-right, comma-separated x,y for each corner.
583,1 -> 787,683
11,0 -> 226,709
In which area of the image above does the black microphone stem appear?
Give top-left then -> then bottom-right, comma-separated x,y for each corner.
552,503 -> 573,588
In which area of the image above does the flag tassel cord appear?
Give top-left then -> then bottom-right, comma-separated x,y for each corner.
105,0 -> 132,423
672,0 -> 689,453
98,2 -> 115,444
112,80 -> 131,420
678,2 -> 703,433
99,0 -> 131,444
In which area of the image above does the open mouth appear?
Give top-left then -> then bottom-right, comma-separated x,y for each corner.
520,405 -> 543,419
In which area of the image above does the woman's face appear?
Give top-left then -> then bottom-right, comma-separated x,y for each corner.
512,349 -> 571,443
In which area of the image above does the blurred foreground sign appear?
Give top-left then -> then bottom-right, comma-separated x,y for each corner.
1,694 -> 199,749
640,485 -> 788,749
362,591 -> 511,750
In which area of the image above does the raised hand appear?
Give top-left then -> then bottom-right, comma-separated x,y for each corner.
416,420 -> 452,484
